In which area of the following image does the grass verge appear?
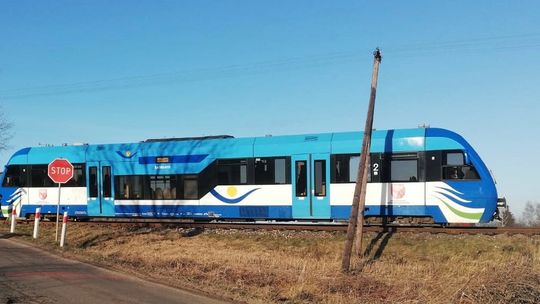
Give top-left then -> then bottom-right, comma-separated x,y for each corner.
2,222 -> 539,303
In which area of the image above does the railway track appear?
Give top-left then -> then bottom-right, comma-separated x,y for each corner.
13,218 -> 540,235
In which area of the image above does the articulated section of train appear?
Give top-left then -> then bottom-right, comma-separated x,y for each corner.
0,128 -> 505,225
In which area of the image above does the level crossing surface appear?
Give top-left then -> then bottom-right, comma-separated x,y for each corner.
0,235 -> 227,304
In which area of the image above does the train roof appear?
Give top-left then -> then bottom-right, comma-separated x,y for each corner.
6,128 -> 471,166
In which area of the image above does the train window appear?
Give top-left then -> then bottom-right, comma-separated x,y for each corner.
443,166 -> 480,180
148,175 -> 177,199
331,154 -> 371,183
115,175 -> 144,199
183,177 -> 198,200
102,166 -> 112,197
89,167 -> 98,197
217,159 -> 248,185
275,158 -> 286,184
332,154 -> 350,183
390,159 -> 418,182
2,165 -> 28,187
254,157 -> 290,185
442,151 -> 480,181
30,165 -> 55,187
314,160 -> 326,196
351,157 -> 373,182
295,161 -> 307,197
446,152 -> 464,166
64,164 -> 86,187
349,156 -> 360,182
462,166 -> 480,180
255,158 -> 273,184
333,154 -> 357,183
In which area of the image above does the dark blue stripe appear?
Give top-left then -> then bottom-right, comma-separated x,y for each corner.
138,154 -> 208,164
19,204 -> 88,218
17,204 -> 489,224
114,205 -> 292,219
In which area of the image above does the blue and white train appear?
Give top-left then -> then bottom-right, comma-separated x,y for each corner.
0,128 -> 504,224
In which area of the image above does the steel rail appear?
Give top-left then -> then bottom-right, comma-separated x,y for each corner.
16,219 -> 540,235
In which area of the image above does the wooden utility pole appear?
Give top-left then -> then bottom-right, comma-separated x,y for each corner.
341,48 -> 382,272
355,147 -> 370,256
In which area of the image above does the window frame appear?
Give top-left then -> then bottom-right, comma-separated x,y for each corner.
442,150 -> 481,181
331,154 -> 373,183
2,165 -> 29,187
383,153 -> 420,183
253,157 -> 291,185
217,158 -> 249,185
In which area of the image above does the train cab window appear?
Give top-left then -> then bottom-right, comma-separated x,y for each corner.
2,165 -> 28,187
443,166 -> 480,180
442,151 -> 480,181
390,159 -> 418,182
462,166 -> 480,179
217,159 -> 248,185
446,153 -> 464,166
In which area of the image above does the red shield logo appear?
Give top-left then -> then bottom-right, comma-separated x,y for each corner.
39,189 -> 48,200
391,184 -> 406,199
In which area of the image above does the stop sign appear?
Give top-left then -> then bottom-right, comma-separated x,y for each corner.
48,158 -> 74,184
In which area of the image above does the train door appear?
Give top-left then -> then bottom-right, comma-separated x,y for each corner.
86,161 -> 115,216
291,154 -> 331,219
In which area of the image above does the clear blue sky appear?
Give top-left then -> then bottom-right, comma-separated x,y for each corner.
1,1 -> 539,218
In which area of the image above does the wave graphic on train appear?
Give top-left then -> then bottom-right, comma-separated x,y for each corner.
428,183 -> 485,222
210,187 -> 260,204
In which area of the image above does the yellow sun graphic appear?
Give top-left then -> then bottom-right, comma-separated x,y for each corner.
227,186 -> 238,197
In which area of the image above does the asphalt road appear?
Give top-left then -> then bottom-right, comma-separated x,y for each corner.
0,235 -> 227,304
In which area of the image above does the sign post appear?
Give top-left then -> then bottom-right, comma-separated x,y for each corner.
60,211 -> 68,247
10,207 -> 16,233
47,158 -> 74,242
33,207 -> 41,239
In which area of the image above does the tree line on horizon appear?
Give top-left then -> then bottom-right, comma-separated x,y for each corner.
502,201 -> 540,227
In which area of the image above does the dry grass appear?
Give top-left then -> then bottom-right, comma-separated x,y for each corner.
3,222 -> 539,303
